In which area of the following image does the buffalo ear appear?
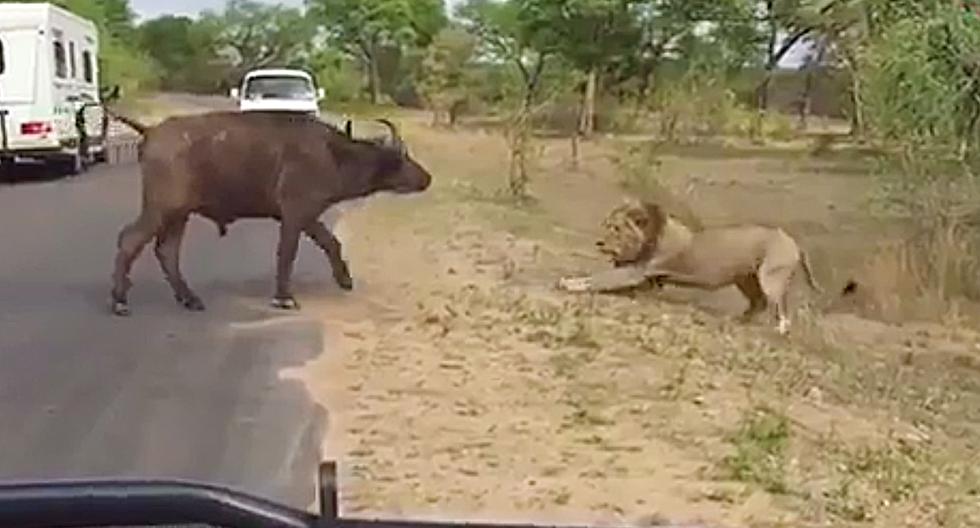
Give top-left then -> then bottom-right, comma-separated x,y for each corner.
378,147 -> 404,172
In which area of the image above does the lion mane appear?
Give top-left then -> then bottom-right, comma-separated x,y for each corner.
597,199 -> 671,266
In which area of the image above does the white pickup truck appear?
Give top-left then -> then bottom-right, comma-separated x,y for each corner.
230,68 -> 325,117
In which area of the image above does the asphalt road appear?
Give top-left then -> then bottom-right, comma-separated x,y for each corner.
0,162 -> 333,509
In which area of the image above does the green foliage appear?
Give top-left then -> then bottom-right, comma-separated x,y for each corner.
197,0 -> 313,87
138,16 -> 223,92
521,0 -> 638,71
306,0 -> 447,102
722,407 -> 792,494
309,48 -> 363,104
308,0 -> 446,50
860,5 -> 980,148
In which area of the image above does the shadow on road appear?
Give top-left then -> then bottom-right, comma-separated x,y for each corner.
0,281 -> 329,508
0,161 -> 77,186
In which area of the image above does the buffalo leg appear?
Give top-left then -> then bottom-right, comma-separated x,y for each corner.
154,215 -> 204,311
304,221 -> 353,291
272,218 -> 303,310
110,212 -> 162,316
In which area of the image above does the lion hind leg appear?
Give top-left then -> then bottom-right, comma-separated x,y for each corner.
759,264 -> 796,335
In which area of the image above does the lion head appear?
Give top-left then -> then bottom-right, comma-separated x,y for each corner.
596,199 -> 667,266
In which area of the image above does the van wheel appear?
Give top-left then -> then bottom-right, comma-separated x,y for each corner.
50,151 -> 85,177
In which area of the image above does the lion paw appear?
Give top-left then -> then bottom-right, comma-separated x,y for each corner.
557,276 -> 593,292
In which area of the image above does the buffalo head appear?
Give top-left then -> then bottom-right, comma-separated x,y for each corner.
371,118 -> 432,194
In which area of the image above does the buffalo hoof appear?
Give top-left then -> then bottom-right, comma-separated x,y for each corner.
111,301 -> 131,317
334,272 -> 354,291
177,294 -> 206,312
331,261 -> 354,291
271,297 -> 301,310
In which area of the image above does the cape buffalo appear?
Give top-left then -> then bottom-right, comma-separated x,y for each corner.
107,110 -> 432,316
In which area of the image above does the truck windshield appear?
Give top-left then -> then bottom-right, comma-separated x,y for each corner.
243,76 -> 314,100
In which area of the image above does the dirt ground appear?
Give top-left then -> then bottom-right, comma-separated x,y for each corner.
132,99 -> 980,528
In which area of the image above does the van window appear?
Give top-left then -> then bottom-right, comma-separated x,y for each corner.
82,50 -> 93,83
69,41 -> 77,78
53,39 -> 67,78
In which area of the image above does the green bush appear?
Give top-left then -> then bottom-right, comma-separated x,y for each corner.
315,56 -> 364,104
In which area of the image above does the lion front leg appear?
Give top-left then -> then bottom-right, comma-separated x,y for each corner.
557,266 -> 654,293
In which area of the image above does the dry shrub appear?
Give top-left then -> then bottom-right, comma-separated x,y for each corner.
847,222 -> 980,323
531,94 -> 649,136
652,81 -> 740,141
650,81 -> 799,144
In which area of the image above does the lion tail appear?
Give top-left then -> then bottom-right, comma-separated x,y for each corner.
799,249 -> 823,294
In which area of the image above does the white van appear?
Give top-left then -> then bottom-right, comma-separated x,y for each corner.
230,68 -> 325,117
0,2 -> 106,174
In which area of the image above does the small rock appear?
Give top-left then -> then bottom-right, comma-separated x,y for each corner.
693,395 -> 705,405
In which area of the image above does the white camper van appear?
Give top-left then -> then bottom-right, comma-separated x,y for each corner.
0,2 -> 106,174
230,68 -> 325,117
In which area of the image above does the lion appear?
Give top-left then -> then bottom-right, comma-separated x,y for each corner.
557,199 -> 823,335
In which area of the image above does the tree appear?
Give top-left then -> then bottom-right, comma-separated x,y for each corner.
137,16 -> 227,93
417,26 -> 478,126
138,16 -> 196,89
458,0 -> 567,197
624,0 -> 746,101
198,0 -> 315,88
305,0 -> 447,103
751,0 -> 858,128
94,0 -> 137,42
518,0 -> 641,136
457,0 -> 562,115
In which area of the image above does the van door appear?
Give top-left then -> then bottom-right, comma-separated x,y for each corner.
0,26 -> 42,151
0,27 -> 37,104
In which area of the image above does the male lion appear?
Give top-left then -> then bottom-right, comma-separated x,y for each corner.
557,199 -> 822,335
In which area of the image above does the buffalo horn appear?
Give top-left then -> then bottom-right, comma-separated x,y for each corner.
375,118 -> 402,148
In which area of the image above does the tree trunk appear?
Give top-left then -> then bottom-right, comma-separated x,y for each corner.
842,48 -> 865,140
579,67 -> 598,137
368,50 -> 382,105
449,98 -> 463,127
752,4 -> 779,142
570,130 -> 580,169
849,73 -> 864,140
751,76 -> 772,142
798,39 -> 828,131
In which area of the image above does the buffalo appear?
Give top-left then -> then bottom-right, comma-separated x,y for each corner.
107,110 -> 432,316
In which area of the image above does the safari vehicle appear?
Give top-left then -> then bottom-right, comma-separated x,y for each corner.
0,2 -> 107,175
230,68 -> 326,118
0,460 -> 708,528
